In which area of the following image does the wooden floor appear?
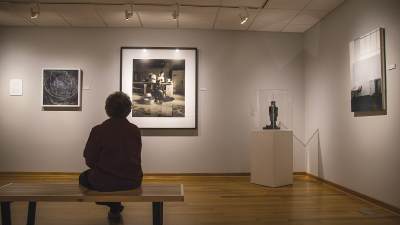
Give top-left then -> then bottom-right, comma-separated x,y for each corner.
0,174 -> 399,225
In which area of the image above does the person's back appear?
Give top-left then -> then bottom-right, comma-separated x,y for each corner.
79,91 -> 142,221
84,117 -> 142,191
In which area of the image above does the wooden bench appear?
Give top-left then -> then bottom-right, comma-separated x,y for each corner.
0,183 -> 184,225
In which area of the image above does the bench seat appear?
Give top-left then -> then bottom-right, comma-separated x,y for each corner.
0,183 -> 184,225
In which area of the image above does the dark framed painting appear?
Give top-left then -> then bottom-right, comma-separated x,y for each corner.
120,47 -> 197,129
42,68 -> 81,107
350,28 -> 386,114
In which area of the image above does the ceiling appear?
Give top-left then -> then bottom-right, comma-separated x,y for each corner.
0,0 -> 345,32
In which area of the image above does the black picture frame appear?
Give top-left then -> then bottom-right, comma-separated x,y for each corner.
350,28 -> 387,116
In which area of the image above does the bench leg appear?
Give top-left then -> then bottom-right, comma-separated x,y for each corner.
152,202 -> 163,225
1,202 -> 12,225
27,202 -> 36,225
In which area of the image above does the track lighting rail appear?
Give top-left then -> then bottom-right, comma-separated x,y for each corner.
0,1 -> 265,10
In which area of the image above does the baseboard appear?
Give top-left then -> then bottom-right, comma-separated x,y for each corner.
0,172 -> 79,177
0,172 -> 309,177
304,173 -> 400,215
0,171 -> 316,177
145,173 -> 251,176
293,172 -> 307,175
0,172 -> 251,177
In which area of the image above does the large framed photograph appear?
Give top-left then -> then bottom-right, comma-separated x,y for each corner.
350,28 -> 386,114
42,68 -> 81,107
120,47 -> 197,129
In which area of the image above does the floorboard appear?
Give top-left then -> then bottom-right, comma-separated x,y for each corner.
0,175 -> 399,225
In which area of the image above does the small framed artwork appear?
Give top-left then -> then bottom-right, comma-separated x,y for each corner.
120,47 -> 197,129
42,68 -> 81,107
350,28 -> 386,115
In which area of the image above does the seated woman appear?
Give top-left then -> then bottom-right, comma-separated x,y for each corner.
79,92 -> 142,221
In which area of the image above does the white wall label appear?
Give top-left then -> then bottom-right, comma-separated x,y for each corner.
9,79 -> 23,96
388,64 -> 396,71
83,85 -> 91,90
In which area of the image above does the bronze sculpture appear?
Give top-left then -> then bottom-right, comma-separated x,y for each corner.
263,101 -> 280,129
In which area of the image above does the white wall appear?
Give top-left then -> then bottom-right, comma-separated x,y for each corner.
304,0 -> 400,208
0,28 -> 305,173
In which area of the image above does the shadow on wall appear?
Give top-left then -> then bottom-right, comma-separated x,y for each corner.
281,123 -> 321,174
141,129 -> 198,136
42,107 -> 81,111
305,130 -> 322,177
290,128 -> 321,176
317,133 -> 324,178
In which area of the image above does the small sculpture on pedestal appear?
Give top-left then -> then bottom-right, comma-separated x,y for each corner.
263,101 -> 280,129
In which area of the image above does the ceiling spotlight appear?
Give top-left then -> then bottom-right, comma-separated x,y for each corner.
125,4 -> 134,21
172,4 -> 179,20
239,7 -> 249,25
240,15 -> 248,24
30,2 -> 40,19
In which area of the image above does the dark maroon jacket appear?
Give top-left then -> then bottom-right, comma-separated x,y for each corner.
83,118 -> 143,191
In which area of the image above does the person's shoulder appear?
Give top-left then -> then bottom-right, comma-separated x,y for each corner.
87,124 -> 101,137
91,124 -> 101,131
126,121 -> 140,132
128,122 -> 139,130
92,119 -> 111,131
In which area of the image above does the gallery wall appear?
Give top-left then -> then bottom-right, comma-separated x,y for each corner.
304,0 -> 400,208
0,28 -> 305,173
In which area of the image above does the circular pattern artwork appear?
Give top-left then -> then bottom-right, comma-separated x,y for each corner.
42,69 -> 80,107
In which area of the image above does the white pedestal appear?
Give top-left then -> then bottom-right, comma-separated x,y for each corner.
250,130 -> 293,187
